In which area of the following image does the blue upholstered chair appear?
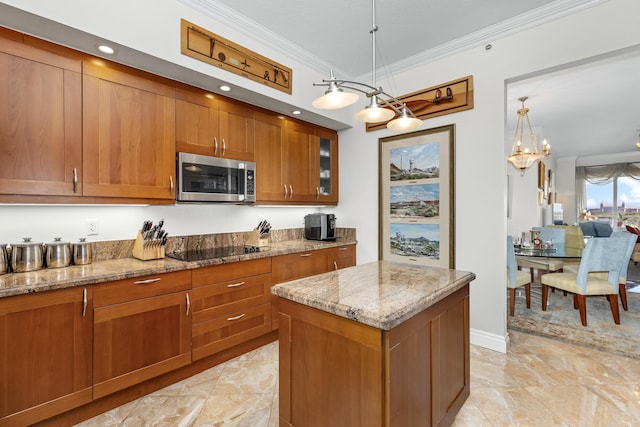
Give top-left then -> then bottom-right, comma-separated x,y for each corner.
564,231 -> 637,310
507,236 -> 531,316
541,232 -> 636,326
517,227 -> 567,282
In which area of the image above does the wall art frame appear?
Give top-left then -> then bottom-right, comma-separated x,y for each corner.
379,124 -> 455,268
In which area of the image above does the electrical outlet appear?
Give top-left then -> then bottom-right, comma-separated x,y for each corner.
87,219 -> 99,235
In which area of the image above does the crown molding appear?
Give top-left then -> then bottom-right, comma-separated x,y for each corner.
180,0 -> 608,82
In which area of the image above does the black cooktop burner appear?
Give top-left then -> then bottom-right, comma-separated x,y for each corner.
167,246 -> 260,262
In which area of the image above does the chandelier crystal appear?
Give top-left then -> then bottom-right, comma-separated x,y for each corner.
311,0 -> 422,133
507,96 -> 550,173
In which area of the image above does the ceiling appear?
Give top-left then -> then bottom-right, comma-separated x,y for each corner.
212,0 -> 640,160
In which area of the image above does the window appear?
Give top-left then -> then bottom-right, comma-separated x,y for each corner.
581,163 -> 640,227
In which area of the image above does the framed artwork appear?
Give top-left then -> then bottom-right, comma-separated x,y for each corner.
379,124 -> 455,269
538,161 -> 546,190
547,169 -> 553,204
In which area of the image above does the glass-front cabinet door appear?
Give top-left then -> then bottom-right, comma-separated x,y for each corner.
313,129 -> 338,204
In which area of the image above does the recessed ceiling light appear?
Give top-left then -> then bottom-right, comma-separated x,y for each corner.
96,44 -> 115,55
292,110 -> 301,115
219,85 -> 231,92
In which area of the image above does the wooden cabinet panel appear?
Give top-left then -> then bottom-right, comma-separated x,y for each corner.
254,111 -> 287,202
218,99 -> 254,161
94,270 -> 191,307
191,258 -> 271,360
271,248 -> 332,284
0,33 -> 82,197
283,120 -> 315,202
93,290 -> 191,399
175,85 -> 219,156
328,244 -> 356,271
312,128 -> 339,204
0,287 -> 92,426
82,61 -> 175,202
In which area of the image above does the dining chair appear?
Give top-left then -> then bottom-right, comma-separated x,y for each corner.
540,232 -> 636,326
564,231 -> 637,310
507,235 -> 531,316
517,227 -> 567,283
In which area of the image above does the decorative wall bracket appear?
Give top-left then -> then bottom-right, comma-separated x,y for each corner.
180,19 -> 293,94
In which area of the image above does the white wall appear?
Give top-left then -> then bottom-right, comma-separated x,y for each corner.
2,0 -> 640,353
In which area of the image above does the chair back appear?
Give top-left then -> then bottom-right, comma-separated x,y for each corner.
507,236 -> 518,286
609,231 -> 637,279
575,232 -> 636,292
538,227 -> 566,247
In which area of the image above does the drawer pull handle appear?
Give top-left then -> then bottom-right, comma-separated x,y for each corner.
334,261 -> 338,270
133,278 -> 162,285
214,137 -> 218,155
300,253 -> 312,257
222,138 -> 226,156
73,167 -> 78,193
186,293 -> 190,316
227,313 -> 245,321
169,175 -> 174,195
338,247 -> 349,251
227,281 -> 246,288
82,288 -> 87,317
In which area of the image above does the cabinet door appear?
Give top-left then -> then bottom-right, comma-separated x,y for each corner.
312,128 -> 339,204
218,99 -> 255,161
0,287 -> 92,426
82,61 -> 176,202
283,120 -> 315,202
93,291 -> 191,399
254,111 -> 287,202
175,84 -> 219,156
0,32 -> 82,197
272,248 -> 332,284
328,244 -> 356,271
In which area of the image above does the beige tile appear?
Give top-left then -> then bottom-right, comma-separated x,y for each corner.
74,399 -> 138,426
451,394 -> 494,426
213,360 -> 278,395
194,393 -> 275,427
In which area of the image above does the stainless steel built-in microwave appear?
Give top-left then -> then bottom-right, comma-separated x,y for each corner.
176,152 -> 256,203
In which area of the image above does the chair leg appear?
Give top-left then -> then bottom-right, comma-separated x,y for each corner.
608,293 -> 621,324
529,267 -> 534,283
541,284 -> 549,311
573,294 -> 579,309
576,294 -> 588,326
619,283 -> 628,311
509,288 -> 516,316
524,283 -> 531,309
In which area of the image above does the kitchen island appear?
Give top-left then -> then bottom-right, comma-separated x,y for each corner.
272,260 -> 475,427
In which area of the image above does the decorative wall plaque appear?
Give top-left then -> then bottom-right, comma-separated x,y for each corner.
366,75 -> 473,132
180,19 -> 292,94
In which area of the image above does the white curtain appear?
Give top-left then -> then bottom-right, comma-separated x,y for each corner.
575,162 -> 640,218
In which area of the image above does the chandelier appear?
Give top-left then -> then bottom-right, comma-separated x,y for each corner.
311,0 -> 422,133
507,96 -> 550,173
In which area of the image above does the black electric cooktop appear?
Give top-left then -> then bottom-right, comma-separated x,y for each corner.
167,246 -> 261,262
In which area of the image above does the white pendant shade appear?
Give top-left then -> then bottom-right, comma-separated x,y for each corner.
312,88 -> 359,110
354,96 -> 395,123
386,106 -> 422,132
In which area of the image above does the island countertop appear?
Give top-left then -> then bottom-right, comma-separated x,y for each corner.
271,260 -> 475,330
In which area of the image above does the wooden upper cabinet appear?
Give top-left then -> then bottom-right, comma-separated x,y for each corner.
0,286 -> 93,426
283,119 -> 315,202
175,86 -> 254,161
218,99 -> 255,161
82,60 -> 176,202
175,84 -> 219,157
254,111 -> 287,202
0,31 -> 83,197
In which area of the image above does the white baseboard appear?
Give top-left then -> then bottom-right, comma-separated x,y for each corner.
470,328 -> 508,353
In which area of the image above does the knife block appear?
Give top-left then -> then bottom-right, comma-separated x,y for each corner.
244,228 -> 269,248
132,231 -> 165,260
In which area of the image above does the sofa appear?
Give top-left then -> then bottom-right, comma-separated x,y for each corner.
579,221 -> 613,238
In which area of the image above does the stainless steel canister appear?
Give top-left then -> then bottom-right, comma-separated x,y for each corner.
45,238 -> 72,268
11,238 -> 44,273
0,244 -> 8,274
73,238 -> 92,265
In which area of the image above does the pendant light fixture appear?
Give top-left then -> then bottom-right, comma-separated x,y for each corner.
507,96 -> 550,173
635,130 -> 640,151
312,0 -> 422,133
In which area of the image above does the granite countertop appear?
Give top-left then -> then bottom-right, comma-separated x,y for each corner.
271,260 -> 475,330
0,238 -> 356,299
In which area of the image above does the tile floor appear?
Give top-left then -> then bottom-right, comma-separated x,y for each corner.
75,330 -> 640,426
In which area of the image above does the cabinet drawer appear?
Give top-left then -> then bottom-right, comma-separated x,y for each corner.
271,249 -> 331,284
331,245 -> 356,270
94,270 -> 191,307
192,257 -> 271,287
192,302 -> 271,360
191,273 -> 271,324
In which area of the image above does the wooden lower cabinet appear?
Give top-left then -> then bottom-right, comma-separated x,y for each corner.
0,287 -> 93,427
328,244 -> 356,271
191,258 -> 272,360
272,248 -> 332,284
92,271 -> 192,399
278,285 -> 469,427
